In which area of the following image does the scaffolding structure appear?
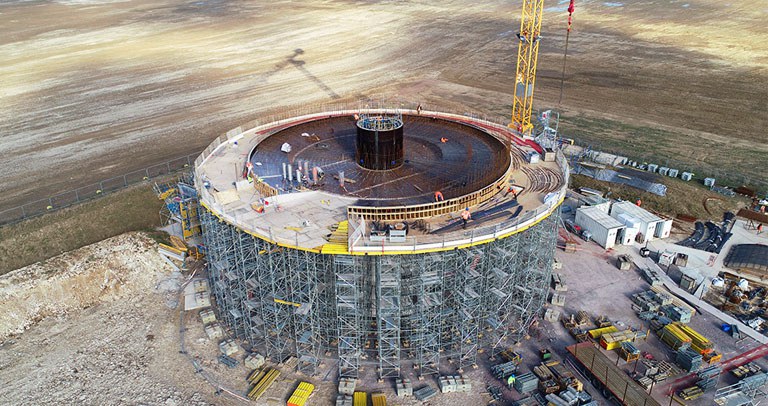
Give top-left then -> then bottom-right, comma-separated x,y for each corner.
200,206 -> 560,379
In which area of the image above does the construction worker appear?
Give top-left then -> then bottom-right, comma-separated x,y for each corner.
434,191 -> 444,202
758,223 -> 764,235
636,199 -> 642,207
461,208 -> 471,229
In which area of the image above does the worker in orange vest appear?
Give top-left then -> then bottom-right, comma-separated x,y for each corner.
461,208 -> 471,229
636,199 -> 642,207
435,191 -> 444,202
759,223 -> 764,235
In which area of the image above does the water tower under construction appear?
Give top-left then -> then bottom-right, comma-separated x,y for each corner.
193,102 -> 568,379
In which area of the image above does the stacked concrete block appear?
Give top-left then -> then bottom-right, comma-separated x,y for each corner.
244,353 -> 265,370
200,309 -> 217,324
338,377 -> 356,396
395,378 -> 412,397
204,323 -> 224,340
218,338 -> 239,356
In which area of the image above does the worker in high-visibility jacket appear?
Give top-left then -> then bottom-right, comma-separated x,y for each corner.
461,208 -> 471,229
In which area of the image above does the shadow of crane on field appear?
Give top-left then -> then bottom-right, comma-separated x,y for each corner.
259,49 -> 340,100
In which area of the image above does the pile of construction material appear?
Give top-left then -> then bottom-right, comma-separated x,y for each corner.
676,348 -> 703,372
513,372 -> 540,394
659,322 -> 721,365
620,342 -> 641,362
732,362 -> 763,379
395,378 -> 412,397
246,367 -> 280,401
552,273 -> 568,291
413,386 -> 437,401
642,268 -> 664,287
287,382 -> 315,406
632,290 -> 672,312
491,361 -> 519,382
545,387 -> 593,406
635,359 -> 682,389
533,363 -> 583,395
438,375 -> 471,393
336,377 -> 356,405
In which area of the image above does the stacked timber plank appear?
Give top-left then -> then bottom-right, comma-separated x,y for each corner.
659,323 -> 692,350
247,367 -> 280,401
600,330 -> 637,350
371,393 -> 386,406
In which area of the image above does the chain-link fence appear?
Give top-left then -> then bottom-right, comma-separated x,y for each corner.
0,154 -> 198,227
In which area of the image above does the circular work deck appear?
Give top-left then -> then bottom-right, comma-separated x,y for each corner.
249,114 -> 511,207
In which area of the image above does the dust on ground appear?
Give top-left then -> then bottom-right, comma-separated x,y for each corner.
2,0 -> 767,211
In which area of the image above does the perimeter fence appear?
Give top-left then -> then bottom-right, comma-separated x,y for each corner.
0,154 -> 198,227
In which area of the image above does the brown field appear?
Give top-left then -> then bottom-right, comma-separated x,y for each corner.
1,0 -> 767,212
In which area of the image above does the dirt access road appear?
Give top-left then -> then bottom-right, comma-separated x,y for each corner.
2,0 -> 767,210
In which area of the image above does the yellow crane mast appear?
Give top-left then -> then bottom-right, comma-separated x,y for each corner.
510,0 -> 545,137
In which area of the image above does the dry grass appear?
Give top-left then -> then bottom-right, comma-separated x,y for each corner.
0,184 -> 164,275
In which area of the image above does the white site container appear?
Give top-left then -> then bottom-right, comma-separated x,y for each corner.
668,169 -> 679,178
647,164 -> 659,173
617,213 -> 641,244
658,167 -> 669,176
576,206 -> 626,249
610,201 -> 666,244
681,172 -> 694,181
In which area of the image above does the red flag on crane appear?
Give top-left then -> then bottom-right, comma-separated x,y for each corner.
567,0 -> 575,32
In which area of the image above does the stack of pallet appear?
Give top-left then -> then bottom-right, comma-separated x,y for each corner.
679,386 -> 704,400
287,382 -> 315,406
600,330 -> 637,350
246,367 -> 281,401
731,362 -> 762,379
661,305 -> 693,323
549,363 -> 583,392
676,348 -> 703,372
642,268 -> 663,286
659,324 -> 692,350
534,364 -> 559,394
696,365 -> 722,390
413,386 -> 437,402
491,361 -> 518,380
513,372 -> 539,394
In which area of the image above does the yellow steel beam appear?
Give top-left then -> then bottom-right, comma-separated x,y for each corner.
510,0 -> 545,136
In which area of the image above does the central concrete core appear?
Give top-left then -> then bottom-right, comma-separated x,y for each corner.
355,114 -> 404,170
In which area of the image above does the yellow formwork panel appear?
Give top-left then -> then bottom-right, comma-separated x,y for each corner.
371,393 -> 386,406
588,326 -> 618,339
353,391 -> 368,406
